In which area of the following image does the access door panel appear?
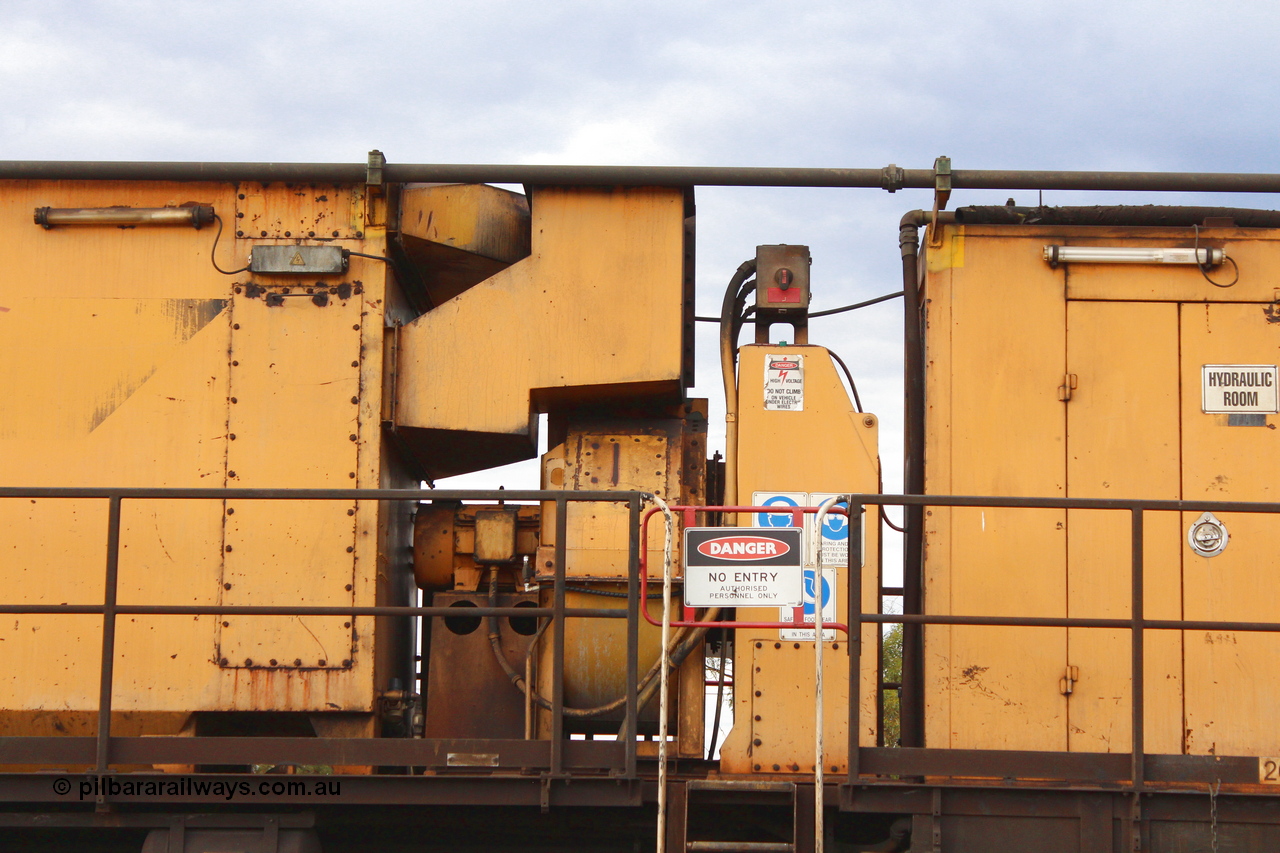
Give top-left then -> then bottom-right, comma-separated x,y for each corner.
1181,302 -> 1280,756
1065,301 -> 1183,754
218,291 -> 362,673
923,234 -> 1068,750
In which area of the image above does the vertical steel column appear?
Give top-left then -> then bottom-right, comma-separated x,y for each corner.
625,495 -> 641,778
1130,507 -> 1145,850
95,495 -> 123,776
551,496 -> 568,777
899,219 -> 926,748
848,504 -> 863,783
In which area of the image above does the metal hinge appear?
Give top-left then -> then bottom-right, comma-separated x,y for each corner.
1058,373 -> 1078,402
1060,665 -> 1080,696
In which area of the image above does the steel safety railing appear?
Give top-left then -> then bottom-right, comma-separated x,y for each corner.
639,493 -> 1280,795
0,486 -> 648,782
5,486 -> 1280,796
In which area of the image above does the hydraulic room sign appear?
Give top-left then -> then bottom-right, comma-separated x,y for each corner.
684,528 -> 804,607
1202,365 -> 1279,413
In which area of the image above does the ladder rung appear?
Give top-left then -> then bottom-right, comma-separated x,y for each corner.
687,843 -> 794,853
686,780 -> 796,794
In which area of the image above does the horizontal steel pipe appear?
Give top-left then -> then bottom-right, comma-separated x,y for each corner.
0,604 -> 626,618
0,487 -> 640,502
4,160 -> 1280,194
861,613 -> 1280,634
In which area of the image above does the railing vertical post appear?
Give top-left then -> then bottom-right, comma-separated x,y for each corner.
551,495 -> 568,777
1130,507 -> 1145,850
95,495 -> 123,779
848,503 -> 863,783
625,495 -> 641,778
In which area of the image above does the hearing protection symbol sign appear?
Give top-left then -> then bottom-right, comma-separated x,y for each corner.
764,353 -> 804,411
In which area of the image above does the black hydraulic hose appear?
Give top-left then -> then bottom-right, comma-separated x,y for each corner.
827,349 -> 863,414
808,290 -> 904,318
721,259 -> 757,515
705,629 -> 729,760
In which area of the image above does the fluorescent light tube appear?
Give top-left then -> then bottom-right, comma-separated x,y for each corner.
1044,245 -> 1224,266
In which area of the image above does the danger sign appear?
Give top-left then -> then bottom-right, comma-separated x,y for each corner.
684,528 -> 803,607
764,352 -> 804,411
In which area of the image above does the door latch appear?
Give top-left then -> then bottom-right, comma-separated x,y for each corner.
1059,665 -> 1080,696
1058,374 -> 1078,402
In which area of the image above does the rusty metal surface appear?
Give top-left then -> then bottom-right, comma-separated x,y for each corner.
423,590 -> 538,740
954,204 -> 1280,227
0,736 -> 623,770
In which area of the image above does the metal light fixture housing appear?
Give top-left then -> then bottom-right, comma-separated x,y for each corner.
34,205 -> 215,229
1044,245 -> 1224,267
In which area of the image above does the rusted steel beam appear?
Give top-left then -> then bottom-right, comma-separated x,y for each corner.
0,736 -> 625,770
0,773 -> 643,807
857,746 -> 1128,782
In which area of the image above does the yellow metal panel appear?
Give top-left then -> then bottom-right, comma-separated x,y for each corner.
1065,301 -> 1183,755
219,291 -> 361,680
3,180 -> 240,300
924,231 -> 1068,751
236,184 -> 366,239
395,187 -> 688,474
0,214 -> 234,715
1181,302 -> 1280,756
539,430 -> 687,578
925,225 -> 964,271
720,345 -> 880,774
746,642 -> 859,772
399,183 -> 530,261
922,241 -> 955,749
0,180 -> 391,725
946,224 -> 1280,304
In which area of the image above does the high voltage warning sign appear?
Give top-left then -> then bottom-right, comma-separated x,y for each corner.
764,353 -> 804,411
683,528 -> 803,607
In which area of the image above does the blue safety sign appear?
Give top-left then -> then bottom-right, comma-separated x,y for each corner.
802,569 -> 832,615
779,567 -> 838,641
752,492 -> 806,529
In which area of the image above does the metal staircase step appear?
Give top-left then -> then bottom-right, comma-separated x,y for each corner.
686,843 -> 795,853
686,779 -> 796,794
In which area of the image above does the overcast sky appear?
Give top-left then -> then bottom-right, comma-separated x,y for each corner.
6,0 -> 1278,580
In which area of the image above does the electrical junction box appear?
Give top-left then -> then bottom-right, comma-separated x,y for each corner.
250,244 -> 348,275
755,244 -> 811,311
